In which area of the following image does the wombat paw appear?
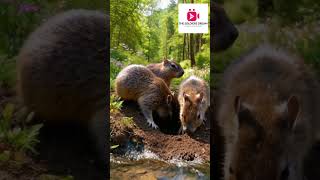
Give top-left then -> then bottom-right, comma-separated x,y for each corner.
147,121 -> 159,129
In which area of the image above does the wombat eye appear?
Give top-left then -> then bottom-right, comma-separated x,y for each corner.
197,114 -> 201,120
171,64 -> 176,69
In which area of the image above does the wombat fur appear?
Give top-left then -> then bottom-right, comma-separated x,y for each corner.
217,45 -> 320,180
178,75 -> 209,133
17,9 -> 109,168
115,65 -> 174,129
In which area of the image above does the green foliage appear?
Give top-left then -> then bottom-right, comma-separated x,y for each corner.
179,60 -> 191,70
224,0 -> 257,24
171,66 -> 210,90
110,94 -> 123,112
296,34 -> 320,76
0,0 -> 104,58
0,56 -> 16,88
0,151 -> 11,163
0,103 -> 42,154
214,16 -> 320,85
196,44 -> 210,69
121,117 -> 135,128
0,2 -> 42,57
225,0 -> 320,25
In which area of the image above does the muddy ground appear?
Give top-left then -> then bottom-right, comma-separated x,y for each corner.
110,92 -> 210,162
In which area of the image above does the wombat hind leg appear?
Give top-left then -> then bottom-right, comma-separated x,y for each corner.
138,98 -> 158,129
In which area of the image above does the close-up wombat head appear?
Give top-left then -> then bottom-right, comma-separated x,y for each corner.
163,59 -> 184,78
229,95 -> 304,180
180,92 -> 204,133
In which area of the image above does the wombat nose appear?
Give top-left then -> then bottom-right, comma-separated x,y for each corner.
180,70 -> 184,76
187,125 -> 196,133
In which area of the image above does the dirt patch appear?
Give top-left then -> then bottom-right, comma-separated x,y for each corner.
110,99 -> 210,162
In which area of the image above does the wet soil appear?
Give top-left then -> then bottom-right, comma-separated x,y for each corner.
110,97 -> 210,162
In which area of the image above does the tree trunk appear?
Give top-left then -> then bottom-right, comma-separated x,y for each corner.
187,34 -> 190,59
182,33 -> 186,60
190,33 -> 195,66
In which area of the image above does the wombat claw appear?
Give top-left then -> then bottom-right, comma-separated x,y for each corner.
147,121 -> 158,129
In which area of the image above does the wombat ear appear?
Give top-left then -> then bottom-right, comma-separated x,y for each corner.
167,95 -> 173,104
287,95 -> 300,129
163,59 -> 169,64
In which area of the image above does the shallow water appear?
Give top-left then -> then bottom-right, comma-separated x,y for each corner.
110,153 -> 210,180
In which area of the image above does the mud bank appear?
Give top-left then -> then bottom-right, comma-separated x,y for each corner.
110,99 -> 210,162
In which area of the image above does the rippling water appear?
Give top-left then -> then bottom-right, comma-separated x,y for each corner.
110,152 -> 210,180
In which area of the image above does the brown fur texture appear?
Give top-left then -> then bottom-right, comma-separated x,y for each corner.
17,10 -> 109,165
217,45 -> 320,180
178,76 -> 209,133
147,59 -> 184,86
115,65 -> 174,129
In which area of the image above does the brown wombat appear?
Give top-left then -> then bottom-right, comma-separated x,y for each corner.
147,59 -> 184,86
115,65 -> 174,129
217,45 -> 320,180
178,75 -> 209,133
17,10 -> 108,164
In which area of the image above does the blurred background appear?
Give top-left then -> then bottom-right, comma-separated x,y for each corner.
213,0 -> 320,87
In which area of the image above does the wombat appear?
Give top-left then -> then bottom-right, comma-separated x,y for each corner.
147,59 -> 184,86
217,45 -> 320,180
17,9 -> 109,166
178,75 -> 209,133
115,65 -> 174,129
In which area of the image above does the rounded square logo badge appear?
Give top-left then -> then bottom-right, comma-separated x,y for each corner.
178,4 -> 209,33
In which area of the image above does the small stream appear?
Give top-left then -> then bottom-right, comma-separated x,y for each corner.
110,152 -> 210,180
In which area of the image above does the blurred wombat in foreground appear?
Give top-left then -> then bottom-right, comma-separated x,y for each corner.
217,45 -> 320,180
17,10 -> 108,166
